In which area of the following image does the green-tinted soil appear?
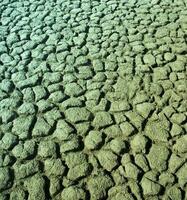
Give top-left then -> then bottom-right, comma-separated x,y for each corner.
0,0 -> 187,199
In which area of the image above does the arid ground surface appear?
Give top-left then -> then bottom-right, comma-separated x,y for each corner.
0,0 -> 187,199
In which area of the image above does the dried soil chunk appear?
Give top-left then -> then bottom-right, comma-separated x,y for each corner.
153,67 -> 169,81
67,162 -> 91,181
0,167 -> 12,191
162,106 -> 176,118
147,144 -> 170,172
36,100 -> 54,113
0,53 -> 13,65
75,122 -> 90,137
97,150 -> 118,171
60,136 -> 80,153
32,117 -> 51,137
12,115 -> 34,139
49,91 -> 66,103
155,28 -> 168,38
33,86 -> 48,102
171,123 -> 184,137
64,82 -> 84,97
6,32 -> 19,46
169,154 -> 185,173
61,186 -> 86,200
85,89 -> 101,102
84,131 -> 103,150
170,60 -> 185,72
25,175 -> 46,200
159,172 -> 175,186
65,152 -> 87,168
130,134 -> 148,153
129,181 -> 143,200
0,133 -> 18,150
167,186 -> 183,200
171,113 -> 186,125
0,97 -> 21,111
10,188 -> 27,200
61,97 -> 83,109
14,160 -> 39,179
0,153 -> 14,167
110,100 -> 131,112
0,79 -> 14,93
38,140 -> 56,158
77,66 -> 93,79
145,169 -> 159,181
125,111 -> 144,129
145,121 -> 170,142
53,119 -> 74,141
173,135 -> 187,154
0,90 -> 8,102
121,154 -> 131,166
93,111 -> 113,128
136,102 -> 155,118
17,74 -> 39,89
65,107 -> 91,123
133,91 -> 149,105
104,125 -> 122,138
49,177 -> 61,197
92,59 -> 104,72
134,154 -> 150,172
108,185 -> 134,200
43,109 -> 62,126
43,72 -> 62,85
12,140 -> 36,160
176,163 -> 187,187
110,138 -> 127,154
87,175 -> 114,200
124,162 -> 142,180
143,54 -> 156,66
141,177 -> 162,196
17,102 -> 36,115
22,88 -> 35,102
44,158 -> 66,176
120,121 -> 135,137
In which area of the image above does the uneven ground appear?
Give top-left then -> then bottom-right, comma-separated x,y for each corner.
0,0 -> 187,199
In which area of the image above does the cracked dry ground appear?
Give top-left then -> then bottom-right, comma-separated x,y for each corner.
0,0 -> 187,199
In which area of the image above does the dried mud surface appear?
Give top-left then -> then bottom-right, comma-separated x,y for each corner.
0,0 -> 187,199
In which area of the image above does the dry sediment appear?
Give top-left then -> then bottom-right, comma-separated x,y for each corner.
0,0 -> 187,199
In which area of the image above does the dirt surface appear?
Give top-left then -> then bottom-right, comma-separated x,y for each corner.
0,0 -> 187,199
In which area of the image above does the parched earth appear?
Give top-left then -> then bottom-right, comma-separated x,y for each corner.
0,0 -> 187,199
